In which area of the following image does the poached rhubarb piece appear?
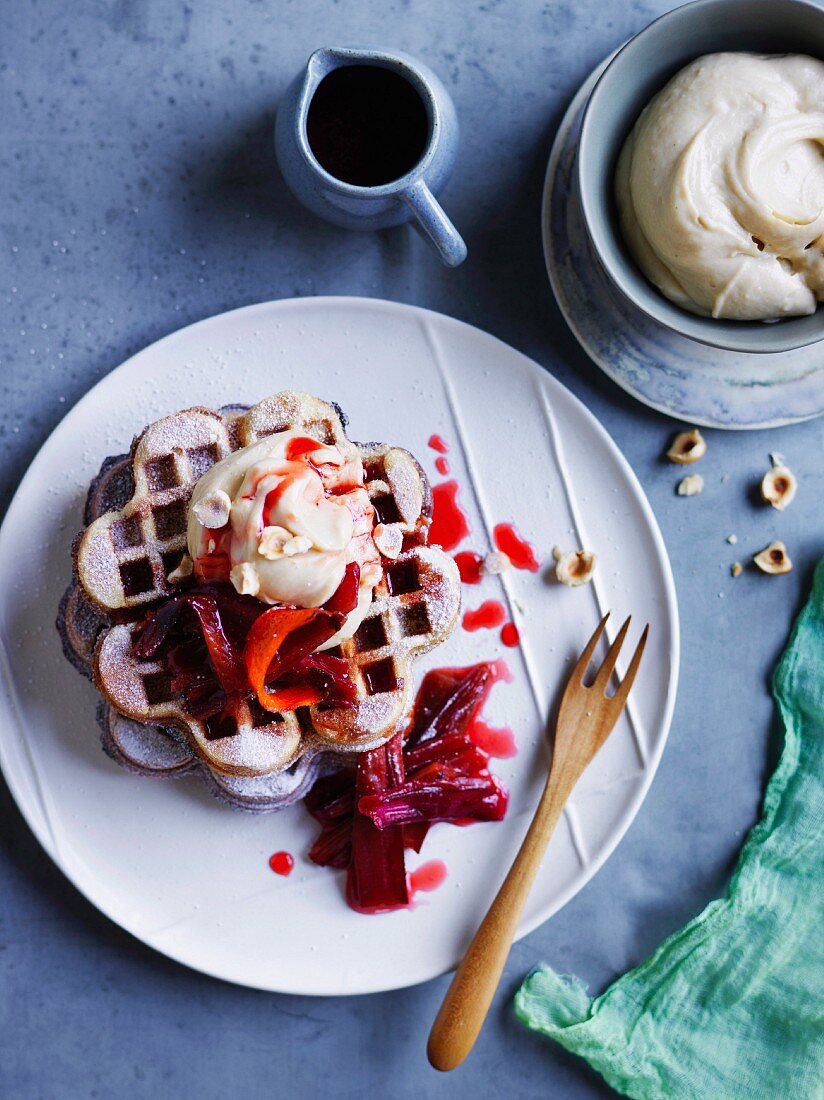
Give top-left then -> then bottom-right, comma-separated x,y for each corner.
304,661 -> 510,914
134,566 -> 361,727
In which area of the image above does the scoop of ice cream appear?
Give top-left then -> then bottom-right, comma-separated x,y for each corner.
616,53 -> 824,321
187,430 -> 381,644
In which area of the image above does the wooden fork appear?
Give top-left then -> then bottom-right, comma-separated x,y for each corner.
427,612 -> 648,1072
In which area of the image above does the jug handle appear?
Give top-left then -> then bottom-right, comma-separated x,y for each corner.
402,180 -> 467,268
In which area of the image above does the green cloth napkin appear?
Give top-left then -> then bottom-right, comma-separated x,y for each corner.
515,559 -> 824,1100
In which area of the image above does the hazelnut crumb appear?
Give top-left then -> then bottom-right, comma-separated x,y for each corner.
677,474 -> 704,497
482,550 -> 511,576
760,466 -> 797,511
667,428 -> 706,465
555,549 -> 596,587
167,552 -> 193,583
727,534 -> 738,545
731,561 -> 743,578
753,540 -> 792,575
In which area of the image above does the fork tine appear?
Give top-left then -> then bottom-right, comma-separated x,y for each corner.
594,616 -> 631,692
569,612 -> 610,686
610,624 -> 649,709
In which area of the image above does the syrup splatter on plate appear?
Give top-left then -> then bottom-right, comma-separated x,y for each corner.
0,297 -> 677,995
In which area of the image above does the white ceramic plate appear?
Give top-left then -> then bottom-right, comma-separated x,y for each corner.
543,57 -> 824,429
0,297 -> 678,995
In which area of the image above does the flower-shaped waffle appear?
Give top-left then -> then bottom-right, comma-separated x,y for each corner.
58,392 -> 461,809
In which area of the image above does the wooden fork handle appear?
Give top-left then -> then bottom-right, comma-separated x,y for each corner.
427,786 -> 567,1072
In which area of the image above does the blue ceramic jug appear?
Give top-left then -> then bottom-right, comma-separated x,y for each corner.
275,47 -> 467,267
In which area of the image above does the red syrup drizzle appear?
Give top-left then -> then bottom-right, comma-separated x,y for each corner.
454,550 -> 483,585
430,480 -> 470,551
468,718 -> 517,758
463,600 -> 507,632
500,622 -> 521,648
428,433 -> 449,454
435,455 -> 450,477
493,522 -> 540,572
268,851 -> 295,876
408,859 -> 448,897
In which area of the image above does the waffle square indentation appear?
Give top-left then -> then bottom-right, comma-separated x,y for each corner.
306,419 -> 335,445
373,494 -> 402,525
354,615 -> 388,653
248,697 -> 283,728
145,455 -> 179,492
111,515 -> 143,550
161,549 -> 184,577
119,558 -> 155,597
187,443 -> 220,480
204,713 -> 238,741
398,603 -> 431,638
152,500 -> 187,541
363,458 -> 385,483
296,707 -> 315,734
362,657 -> 399,696
386,559 -> 420,596
142,671 -> 172,705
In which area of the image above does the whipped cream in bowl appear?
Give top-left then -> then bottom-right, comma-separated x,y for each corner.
616,52 -> 824,322
575,0 -> 824,353
187,430 -> 382,647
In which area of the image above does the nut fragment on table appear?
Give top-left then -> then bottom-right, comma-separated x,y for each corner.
677,474 -> 704,497
753,541 -> 792,575
760,466 -> 797,511
727,534 -> 738,545
667,428 -> 706,464
731,561 -> 743,578
554,548 -> 596,587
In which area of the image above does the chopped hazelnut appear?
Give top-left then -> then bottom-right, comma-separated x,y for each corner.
283,534 -> 312,557
677,474 -> 704,497
192,488 -> 231,529
731,561 -> 743,578
230,562 -> 260,596
753,541 -> 792,575
482,550 -> 511,576
258,525 -> 292,560
760,466 -> 797,511
167,552 -> 193,584
667,428 -> 706,465
373,522 -> 402,560
555,549 -> 596,587
727,534 -> 738,545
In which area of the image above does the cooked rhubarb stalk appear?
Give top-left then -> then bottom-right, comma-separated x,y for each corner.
359,775 -> 508,829
345,735 -> 410,914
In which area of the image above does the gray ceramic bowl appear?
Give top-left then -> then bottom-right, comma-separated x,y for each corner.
577,0 -> 824,354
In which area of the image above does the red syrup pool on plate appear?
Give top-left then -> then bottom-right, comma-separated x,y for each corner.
268,851 -> 294,876
463,600 -> 507,632
454,550 -> 483,584
493,522 -> 540,572
468,718 -> 517,758
429,480 -> 470,551
500,622 -> 520,648
408,859 -> 448,896
428,433 -> 449,454
435,455 -> 450,476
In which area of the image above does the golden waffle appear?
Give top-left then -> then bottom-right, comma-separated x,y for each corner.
65,392 -> 461,781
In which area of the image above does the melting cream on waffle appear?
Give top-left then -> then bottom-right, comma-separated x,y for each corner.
187,430 -> 382,644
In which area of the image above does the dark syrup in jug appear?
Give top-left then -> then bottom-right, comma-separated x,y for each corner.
306,65 -> 429,187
